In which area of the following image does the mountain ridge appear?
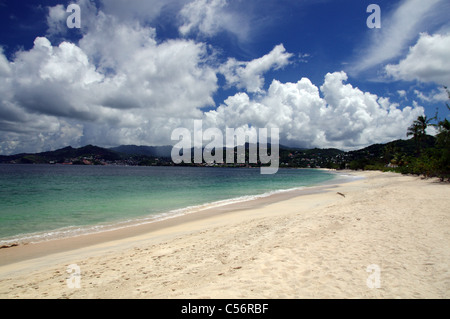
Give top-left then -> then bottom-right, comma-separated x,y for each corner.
0,138 -> 424,169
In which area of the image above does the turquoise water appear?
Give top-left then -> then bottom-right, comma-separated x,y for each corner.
0,165 -> 337,244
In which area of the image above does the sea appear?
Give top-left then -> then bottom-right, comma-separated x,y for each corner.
0,164 -> 344,245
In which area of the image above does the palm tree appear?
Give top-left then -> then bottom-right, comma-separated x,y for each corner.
437,87 -> 450,143
407,115 -> 432,154
406,121 -> 420,138
417,115 -> 432,135
407,118 -> 421,152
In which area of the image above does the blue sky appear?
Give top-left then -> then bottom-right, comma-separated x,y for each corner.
0,0 -> 449,154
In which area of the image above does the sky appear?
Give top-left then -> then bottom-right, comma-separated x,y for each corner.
0,0 -> 449,155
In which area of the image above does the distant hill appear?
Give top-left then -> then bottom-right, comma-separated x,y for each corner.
43,145 -> 122,161
109,145 -> 173,158
0,145 -> 122,164
0,137 -> 432,169
339,135 -> 437,170
346,136 -> 435,160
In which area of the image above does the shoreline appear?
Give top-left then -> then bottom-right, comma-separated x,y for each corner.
0,167 -> 339,248
0,171 -> 348,267
1,170 -> 449,298
0,168 -> 347,253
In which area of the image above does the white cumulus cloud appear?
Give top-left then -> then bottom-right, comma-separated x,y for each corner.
351,0 -> 448,75
0,0 -> 428,155
178,0 -> 250,41
204,71 -> 424,150
219,44 -> 293,93
385,32 -> 450,86
0,4 -> 219,154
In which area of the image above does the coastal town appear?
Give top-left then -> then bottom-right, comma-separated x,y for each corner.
0,141 -> 393,170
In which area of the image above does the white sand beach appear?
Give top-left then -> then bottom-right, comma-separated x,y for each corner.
0,170 -> 449,298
